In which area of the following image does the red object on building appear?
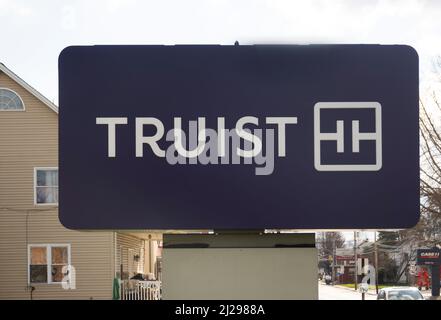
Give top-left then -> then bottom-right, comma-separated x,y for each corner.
334,255 -> 369,284
417,268 -> 430,290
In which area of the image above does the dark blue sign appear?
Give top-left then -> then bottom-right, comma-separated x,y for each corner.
59,45 -> 419,229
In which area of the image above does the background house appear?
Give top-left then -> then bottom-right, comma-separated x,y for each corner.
333,243 -> 370,285
0,63 -> 162,299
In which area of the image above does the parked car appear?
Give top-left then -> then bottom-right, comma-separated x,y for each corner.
377,287 -> 424,300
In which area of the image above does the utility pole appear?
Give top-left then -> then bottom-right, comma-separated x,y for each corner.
354,231 -> 358,291
374,231 -> 379,294
332,237 -> 336,285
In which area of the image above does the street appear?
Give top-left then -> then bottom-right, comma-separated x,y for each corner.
318,282 -> 376,300
318,282 -> 434,300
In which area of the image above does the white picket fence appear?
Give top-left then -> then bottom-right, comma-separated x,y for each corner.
121,280 -> 161,300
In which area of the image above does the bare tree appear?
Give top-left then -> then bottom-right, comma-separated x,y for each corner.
401,78 -> 441,246
316,232 -> 345,258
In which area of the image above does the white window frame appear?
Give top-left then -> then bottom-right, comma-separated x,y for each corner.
0,87 -> 25,111
28,244 -> 71,285
34,167 -> 58,206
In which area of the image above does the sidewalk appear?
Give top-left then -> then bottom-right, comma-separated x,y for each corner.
318,282 -> 375,300
334,284 -> 377,297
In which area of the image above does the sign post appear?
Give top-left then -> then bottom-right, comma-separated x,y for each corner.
359,283 -> 369,300
162,233 -> 317,299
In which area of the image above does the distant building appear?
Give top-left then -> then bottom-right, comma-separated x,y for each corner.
332,241 -> 371,284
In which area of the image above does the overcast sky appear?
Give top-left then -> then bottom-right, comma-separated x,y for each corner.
1,0 -> 441,104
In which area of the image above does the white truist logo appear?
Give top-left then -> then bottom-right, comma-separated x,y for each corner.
314,102 -> 382,171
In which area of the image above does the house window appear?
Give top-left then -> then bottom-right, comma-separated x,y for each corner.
35,168 -> 58,205
29,244 -> 71,284
0,88 -> 25,110
29,247 -> 47,283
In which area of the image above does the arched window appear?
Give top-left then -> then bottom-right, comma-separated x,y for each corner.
0,88 -> 25,111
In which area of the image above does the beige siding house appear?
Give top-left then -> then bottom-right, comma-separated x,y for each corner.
0,63 -> 162,300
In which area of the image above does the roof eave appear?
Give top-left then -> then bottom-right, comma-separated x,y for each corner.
0,63 -> 58,114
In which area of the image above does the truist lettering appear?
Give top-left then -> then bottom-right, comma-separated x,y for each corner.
96,116 -> 298,175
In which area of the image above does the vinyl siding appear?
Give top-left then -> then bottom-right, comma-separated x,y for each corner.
0,71 -> 115,299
